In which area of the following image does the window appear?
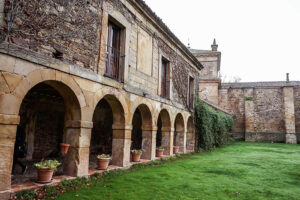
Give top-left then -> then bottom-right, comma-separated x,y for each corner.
161,58 -> 170,99
105,21 -> 125,82
188,76 -> 195,108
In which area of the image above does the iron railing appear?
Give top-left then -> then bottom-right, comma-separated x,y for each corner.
105,45 -> 125,82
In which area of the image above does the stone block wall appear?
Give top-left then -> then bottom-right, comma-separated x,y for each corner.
0,0 -> 200,197
219,82 -> 300,143
1,0 -> 102,71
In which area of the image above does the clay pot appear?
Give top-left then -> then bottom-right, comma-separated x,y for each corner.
37,167 -> 54,183
97,158 -> 110,170
156,149 -> 164,157
60,143 -> 70,155
132,152 -> 142,162
173,146 -> 180,154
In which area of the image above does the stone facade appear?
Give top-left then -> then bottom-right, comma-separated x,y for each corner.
191,42 -> 300,144
217,83 -> 300,143
0,0 -> 200,198
190,42 -> 221,105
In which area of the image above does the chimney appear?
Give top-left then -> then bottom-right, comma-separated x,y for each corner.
286,73 -> 290,83
211,38 -> 218,51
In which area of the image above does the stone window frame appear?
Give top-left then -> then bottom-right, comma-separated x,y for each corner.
101,1 -> 132,84
136,25 -> 154,77
158,50 -> 173,100
187,73 -> 195,107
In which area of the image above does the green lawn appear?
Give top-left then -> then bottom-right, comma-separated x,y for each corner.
58,142 -> 300,200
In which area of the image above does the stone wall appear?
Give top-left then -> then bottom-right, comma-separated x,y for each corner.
219,82 -> 300,143
0,0 -> 200,197
1,0 -> 102,71
294,87 -> 300,134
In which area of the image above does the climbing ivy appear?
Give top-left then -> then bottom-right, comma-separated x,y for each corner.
194,98 -> 234,151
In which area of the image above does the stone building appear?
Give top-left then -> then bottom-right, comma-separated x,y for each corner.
190,39 -> 221,106
191,41 -> 300,144
0,0 -> 202,198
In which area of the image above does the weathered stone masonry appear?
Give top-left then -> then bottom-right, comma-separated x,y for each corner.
0,0 -> 200,198
220,82 -> 300,143
191,41 -> 300,144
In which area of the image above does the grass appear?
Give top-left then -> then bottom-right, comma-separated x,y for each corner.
57,142 -> 300,200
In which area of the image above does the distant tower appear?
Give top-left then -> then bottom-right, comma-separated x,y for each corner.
211,38 -> 218,51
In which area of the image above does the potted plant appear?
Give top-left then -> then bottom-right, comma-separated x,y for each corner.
60,143 -> 70,155
34,160 -> 61,183
173,146 -> 180,154
131,149 -> 142,162
156,146 -> 164,157
97,154 -> 111,170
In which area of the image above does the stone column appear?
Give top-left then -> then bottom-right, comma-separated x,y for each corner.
283,87 -> 297,144
161,127 -> 173,155
141,126 -> 157,160
112,124 -> 132,167
178,130 -> 186,153
244,88 -> 255,141
0,114 -> 20,200
186,130 -> 195,152
64,120 -> 93,177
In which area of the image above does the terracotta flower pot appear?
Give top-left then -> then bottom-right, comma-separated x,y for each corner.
156,149 -> 164,157
97,158 -> 110,170
173,146 -> 179,154
60,143 -> 70,155
132,152 -> 142,162
37,167 -> 54,183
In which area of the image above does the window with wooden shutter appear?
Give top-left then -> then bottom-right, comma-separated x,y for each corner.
105,21 -> 125,82
161,58 -> 170,99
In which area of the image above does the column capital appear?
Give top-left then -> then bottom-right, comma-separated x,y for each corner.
112,124 -> 132,131
142,125 -> 157,131
161,127 -> 174,132
0,114 -> 20,125
65,120 -> 93,129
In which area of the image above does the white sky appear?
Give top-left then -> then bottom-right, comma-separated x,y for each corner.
144,0 -> 300,82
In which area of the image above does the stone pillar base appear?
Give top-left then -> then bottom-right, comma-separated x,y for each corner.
286,134 -> 297,144
141,129 -> 156,160
0,190 -> 10,200
112,125 -> 132,167
161,129 -> 173,155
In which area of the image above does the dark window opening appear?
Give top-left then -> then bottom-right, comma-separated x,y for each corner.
131,109 -> 143,150
105,21 -> 125,82
188,76 -> 195,108
161,58 -> 170,99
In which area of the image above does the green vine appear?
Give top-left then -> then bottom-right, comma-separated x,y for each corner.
244,96 -> 254,101
194,98 -> 234,151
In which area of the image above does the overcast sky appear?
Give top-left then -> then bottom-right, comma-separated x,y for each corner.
144,0 -> 300,82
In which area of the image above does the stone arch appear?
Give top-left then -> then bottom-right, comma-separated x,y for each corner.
174,113 -> 185,153
129,100 -> 155,127
91,93 -> 128,166
0,69 -> 91,195
93,87 -> 128,125
11,78 -> 85,183
131,104 -> 154,160
157,109 -> 172,155
186,116 -> 195,152
1,69 -> 86,116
